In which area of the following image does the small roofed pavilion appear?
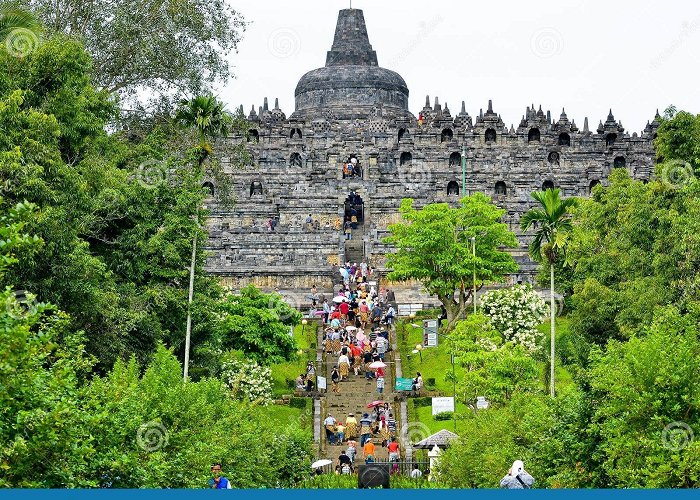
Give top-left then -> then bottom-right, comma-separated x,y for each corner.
413,429 -> 459,450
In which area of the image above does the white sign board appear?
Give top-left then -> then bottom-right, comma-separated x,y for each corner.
397,303 -> 424,317
423,319 -> 439,347
317,376 -> 327,390
476,396 -> 489,410
432,397 -> 455,415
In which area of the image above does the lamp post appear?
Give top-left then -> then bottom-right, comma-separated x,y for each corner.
183,233 -> 197,382
450,352 -> 456,432
301,318 -> 308,339
415,344 -> 423,363
461,145 -> 467,196
471,236 -> 477,315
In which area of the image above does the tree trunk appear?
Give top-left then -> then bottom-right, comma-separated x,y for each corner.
439,284 -> 481,332
549,262 -> 556,397
441,293 -> 470,332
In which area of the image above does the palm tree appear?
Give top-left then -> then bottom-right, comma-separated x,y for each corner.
520,188 -> 577,397
175,95 -> 232,381
0,6 -> 42,56
175,95 -> 232,168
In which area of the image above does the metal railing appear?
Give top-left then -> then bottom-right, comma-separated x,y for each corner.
314,460 -> 431,477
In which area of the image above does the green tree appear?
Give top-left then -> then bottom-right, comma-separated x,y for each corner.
174,93 -> 237,379
176,94 -> 233,167
27,0 -> 246,105
654,108 -> 700,173
214,285 -> 301,365
0,199 -> 42,274
385,195 -> 518,331
0,5 -> 42,52
450,314 -> 539,405
0,36 -> 225,370
588,306 -> 700,487
521,188 -> 577,397
565,169 -> 694,348
437,392 -> 551,488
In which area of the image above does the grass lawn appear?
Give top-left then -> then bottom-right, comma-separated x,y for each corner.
265,402 -> 313,431
270,321 -> 318,397
398,314 -> 575,432
396,319 -> 464,396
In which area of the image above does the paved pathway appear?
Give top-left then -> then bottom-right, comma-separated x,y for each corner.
316,325 -> 402,466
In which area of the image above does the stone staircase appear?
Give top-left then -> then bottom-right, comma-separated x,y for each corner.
344,222 -> 365,264
317,331 -> 399,464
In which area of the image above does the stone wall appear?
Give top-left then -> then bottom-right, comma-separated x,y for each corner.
203,8 -> 658,295
204,100 -> 657,292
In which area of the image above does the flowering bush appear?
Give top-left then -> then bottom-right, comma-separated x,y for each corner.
221,358 -> 273,405
480,284 -> 548,352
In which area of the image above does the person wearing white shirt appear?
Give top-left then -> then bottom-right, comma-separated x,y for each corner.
410,465 -> 423,479
338,353 -> 351,381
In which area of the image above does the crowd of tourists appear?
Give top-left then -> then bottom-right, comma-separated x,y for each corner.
342,157 -> 362,178
315,260 -> 404,473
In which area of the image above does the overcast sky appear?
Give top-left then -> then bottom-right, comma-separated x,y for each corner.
221,0 -> 700,132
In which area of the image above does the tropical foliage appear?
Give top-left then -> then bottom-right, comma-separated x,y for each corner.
385,194 -> 519,331
480,284 -> 548,352
438,108 -> 700,489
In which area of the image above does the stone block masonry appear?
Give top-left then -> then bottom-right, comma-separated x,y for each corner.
203,8 -> 658,296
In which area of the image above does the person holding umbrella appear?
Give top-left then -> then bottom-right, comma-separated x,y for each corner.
311,458 -> 333,475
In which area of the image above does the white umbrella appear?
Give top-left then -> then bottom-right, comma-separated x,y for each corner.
332,296 -> 346,304
369,361 -> 387,369
311,459 -> 333,469
345,326 -> 357,331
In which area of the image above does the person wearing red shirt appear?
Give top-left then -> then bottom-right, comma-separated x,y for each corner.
339,300 -> 349,319
351,344 -> 362,375
387,437 -> 400,462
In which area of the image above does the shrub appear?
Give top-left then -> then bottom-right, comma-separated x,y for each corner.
289,397 -> 308,409
221,358 -> 273,405
434,411 -> 453,421
481,284 -> 548,352
413,397 -> 432,407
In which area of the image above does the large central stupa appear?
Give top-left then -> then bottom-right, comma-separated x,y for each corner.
292,9 -> 412,120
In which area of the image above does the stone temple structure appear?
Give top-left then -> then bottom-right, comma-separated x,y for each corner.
204,8 -> 659,302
